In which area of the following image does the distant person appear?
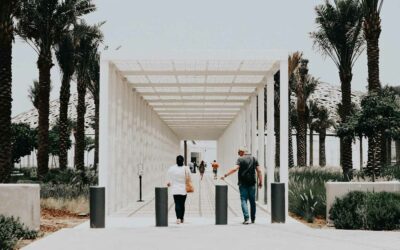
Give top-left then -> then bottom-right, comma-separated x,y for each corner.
167,155 -> 191,224
193,161 -> 197,173
221,147 -> 262,224
199,160 -> 206,180
189,161 -> 194,173
211,160 -> 219,179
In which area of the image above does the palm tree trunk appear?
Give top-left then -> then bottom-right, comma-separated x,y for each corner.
288,88 -> 294,168
93,95 -> 99,171
386,137 -> 392,165
359,136 -> 363,169
339,69 -> 353,180
396,140 -> 400,165
274,102 -> 280,168
297,112 -> 306,167
288,128 -> 294,168
0,4 -> 13,182
367,38 -> 381,91
37,50 -> 53,179
75,78 -> 86,171
309,127 -> 313,166
58,75 -> 71,169
319,129 -> 326,167
365,14 -> 382,177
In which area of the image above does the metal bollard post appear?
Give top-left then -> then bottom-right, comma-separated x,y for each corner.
137,175 -> 144,202
155,187 -> 168,227
215,185 -> 228,225
271,183 -> 285,223
90,186 -> 105,228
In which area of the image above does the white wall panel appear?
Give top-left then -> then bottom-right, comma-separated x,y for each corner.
100,63 -> 180,215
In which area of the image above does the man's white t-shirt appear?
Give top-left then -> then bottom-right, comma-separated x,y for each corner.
167,164 -> 189,195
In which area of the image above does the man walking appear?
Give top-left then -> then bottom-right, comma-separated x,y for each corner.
221,147 -> 262,224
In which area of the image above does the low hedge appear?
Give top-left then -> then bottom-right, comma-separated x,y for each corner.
330,191 -> 400,230
0,215 -> 38,250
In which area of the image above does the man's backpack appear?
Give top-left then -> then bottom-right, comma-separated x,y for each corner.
240,157 -> 256,186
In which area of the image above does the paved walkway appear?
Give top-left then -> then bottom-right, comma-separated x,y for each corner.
23,172 -> 400,250
111,171 -> 269,220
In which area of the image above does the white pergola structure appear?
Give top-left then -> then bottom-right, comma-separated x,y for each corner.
99,51 -> 289,218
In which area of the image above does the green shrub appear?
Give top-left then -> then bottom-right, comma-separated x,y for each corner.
0,215 -> 38,250
289,176 -> 326,222
381,165 -> 400,181
330,191 -> 400,230
41,183 -> 89,200
43,168 -> 98,186
11,167 -> 98,186
288,167 -> 343,222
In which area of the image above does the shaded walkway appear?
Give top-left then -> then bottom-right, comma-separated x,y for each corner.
108,171 -> 268,221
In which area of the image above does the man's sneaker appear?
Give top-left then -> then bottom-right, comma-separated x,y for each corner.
176,219 -> 181,224
242,220 -> 250,225
251,220 -> 255,224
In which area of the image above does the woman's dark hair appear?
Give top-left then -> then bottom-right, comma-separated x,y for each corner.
176,155 -> 184,167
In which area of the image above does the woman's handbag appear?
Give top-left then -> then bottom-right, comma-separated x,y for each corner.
185,169 -> 194,193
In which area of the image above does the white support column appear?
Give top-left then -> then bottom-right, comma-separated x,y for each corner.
257,87 -> 265,204
280,59 -> 289,218
99,60 -> 110,188
266,75 -> 275,212
251,96 -> 257,156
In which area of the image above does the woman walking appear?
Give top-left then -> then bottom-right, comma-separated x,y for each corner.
199,160 -> 206,180
167,155 -> 191,224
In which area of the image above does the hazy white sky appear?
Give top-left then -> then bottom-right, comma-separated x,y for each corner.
11,0 -> 400,116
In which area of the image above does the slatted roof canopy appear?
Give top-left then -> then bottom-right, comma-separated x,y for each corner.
112,59 -> 279,139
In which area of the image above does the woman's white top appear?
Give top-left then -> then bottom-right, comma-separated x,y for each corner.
167,164 -> 189,195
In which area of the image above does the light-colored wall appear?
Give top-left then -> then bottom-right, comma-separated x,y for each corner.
325,181 -> 400,224
218,101 -> 255,178
99,63 -> 180,215
0,184 -> 40,230
292,133 -> 369,169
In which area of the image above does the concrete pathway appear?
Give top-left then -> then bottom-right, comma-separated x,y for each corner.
23,173 -> 400,250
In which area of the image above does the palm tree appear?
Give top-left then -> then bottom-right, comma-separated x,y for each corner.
87,51 -> 100,171
28,80 -> 41,110
311,0 -> 364,180
270,72 -> 280,167
74,21 -> 102,171
17,0 -> 95,178
307,101 -> 318,166
296,59 -> 309,167
288,52 -> 303,168
55,34 -> 75,169
84,136 -> 95,167
361,0 -> 384,175
391,86 -> 400,165
0,0 -> 17,182
312,104 -> 335,167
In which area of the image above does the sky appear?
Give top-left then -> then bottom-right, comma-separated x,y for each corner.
11,0 -> 400,116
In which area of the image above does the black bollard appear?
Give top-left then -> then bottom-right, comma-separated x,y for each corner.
155,187 -> 168,227
271,183 -> 285,223
90,186 -> 105,228
137,175 -> 144,202
215,185 -> 228,225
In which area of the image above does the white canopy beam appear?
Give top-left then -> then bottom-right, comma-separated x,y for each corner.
142,92 -> 254,97
130,83 -> 261,88
121,70 -> 268,76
